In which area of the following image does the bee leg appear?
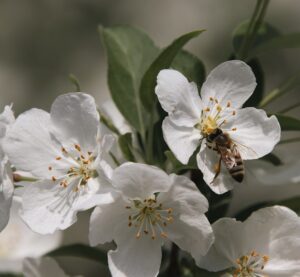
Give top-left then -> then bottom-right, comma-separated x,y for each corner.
211,157 -> 222,184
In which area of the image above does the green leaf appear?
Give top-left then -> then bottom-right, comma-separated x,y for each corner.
250,33 -> 300,57
99,110 -> 120,136
45,243 -> 107,265
275,114 -> 300,131
259,73 -> 300,108
243,58 -> 264,107
100,26 -> 159,134
171,50 -> 205,86
165,151 -> 197,173
232,20 -> 280,55
194,268 -> 226,277
260,153 -> 282,166
118,133 -> 135,162
140,30 -> 205,112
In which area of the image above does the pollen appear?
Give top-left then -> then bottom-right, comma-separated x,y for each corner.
233,251 -> 269,277
74,144 -> 81,152
126,197 -> 174,240
52,144 -> 97,192
198,96 -> 236,136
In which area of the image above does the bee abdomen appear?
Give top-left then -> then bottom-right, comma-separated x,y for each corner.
229,159 -> 244,183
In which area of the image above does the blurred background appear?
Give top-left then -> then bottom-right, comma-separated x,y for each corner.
1,0 -> 300,114
0,0 -> 300,276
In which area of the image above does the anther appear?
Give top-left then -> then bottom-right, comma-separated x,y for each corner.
52,176 -> 57,181
56,156 -> 62,160
160,232 -> 168,238
74,144 -> 81,152
227,101 -> 231,107
232,128 -> 237,131
209,97 -> 214,101
48,166 -> 52,171
216,105 -> 222,112
205,107 -> 210,112
61,147 -> 67,154
232,111 -> 236,116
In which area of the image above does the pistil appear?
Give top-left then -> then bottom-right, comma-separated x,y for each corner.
126,197 -> 174,240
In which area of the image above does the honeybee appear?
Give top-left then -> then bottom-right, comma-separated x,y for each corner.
206,128 -> 244,183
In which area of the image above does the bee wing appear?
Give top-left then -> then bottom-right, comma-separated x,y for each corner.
217,145 -> 237,170
231,139 -> 258,159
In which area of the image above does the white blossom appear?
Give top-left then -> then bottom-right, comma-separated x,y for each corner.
3,93 -> 116,234
89,162 -> 213,277
155,60 -> 281,194
0,198 -> 62,273
228,159 -> 300,216
0,105 -> 14,232
198,206 -> 300,277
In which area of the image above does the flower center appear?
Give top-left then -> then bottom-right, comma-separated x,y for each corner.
195,97 -> 236,136
232,251 -> 269,277
126,196 -> 174,240
49,143 -> 98,192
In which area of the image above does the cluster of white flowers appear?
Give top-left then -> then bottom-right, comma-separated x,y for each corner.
1,60 -> 299,277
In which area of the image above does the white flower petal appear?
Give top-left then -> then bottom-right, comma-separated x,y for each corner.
73,178 -> 115,211
0,157 -> 13,232
201,60 -> 256,108
21,179 -> 79,234
112,163 -> 171,199
162,117 -> 201,164
157,175 -> 213,263
3,108 -> 66,178
0,198 -> 62,273
155,69 -> 202,126
224,108 -> 281,159
227,160 -> 300,216
0,105 -> 15,126
0,105 -> 14,140
196,142 -> 235,194
198,206 -> 300,273
89,196 -> 127,246
50,93 -> 100,152
23,257 -> 69,277
265,237 -> 300,276
108,231 -> 162,277
100,100 -> 131,135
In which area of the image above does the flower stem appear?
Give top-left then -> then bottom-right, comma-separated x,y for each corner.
238,0 -> 270,60
278,101 -> 300,114
259,74 -> 300,108
279,137 -> 300,145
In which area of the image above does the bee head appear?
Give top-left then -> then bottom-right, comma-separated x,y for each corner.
207,128 -> 223,141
